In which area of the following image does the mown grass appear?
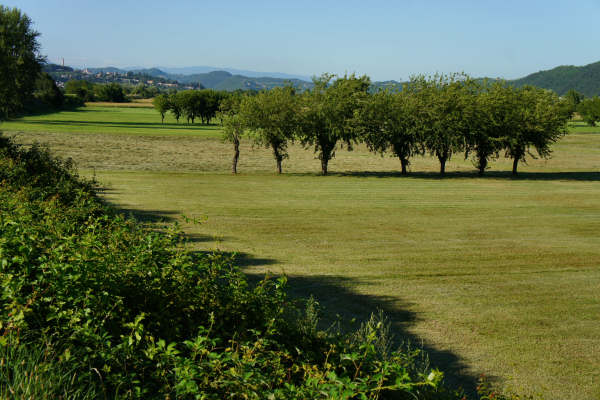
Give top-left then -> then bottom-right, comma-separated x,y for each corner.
3,107 -> 600,399
2,105 -> 221,137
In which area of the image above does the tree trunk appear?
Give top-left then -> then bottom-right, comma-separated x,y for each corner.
319,137 -> 336,176
272,143 -> 283,174
438,155 -> 447,175
512,157 -> 519,175
321,158 -> 329,176
232,138 -> 240,174
399,156 -> 408,175
478,157 -> 487,175
161,114 -> 164,124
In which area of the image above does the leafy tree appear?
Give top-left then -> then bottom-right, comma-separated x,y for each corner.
177,90 -> 197,124
464,80 -> 508,174
218,93 -> 246,173
239,86 -> 298,174
355,89 -> 420,174
297,73 -> 371,175
578,97 -> 600,127
169,92 -> 183,123
33,72 -> 64,109
502,86 -> 569,175
204,90 -> 226,124
65,80 -> 95,102
0,6 -> 44,120
132,84 -> 159,99
411,73 -> 475,175
96,83 -> 127,102
152,94 -> 171,123
564,89 -> 583,117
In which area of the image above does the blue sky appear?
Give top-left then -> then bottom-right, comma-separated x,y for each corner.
6,0 -> 600,81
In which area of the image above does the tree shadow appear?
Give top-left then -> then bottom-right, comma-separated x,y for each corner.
114,207 -> 181,223
184,232 -> 219,244
317,170 -> 600,181
243,272 -> 486,396
192,250 -> 279,268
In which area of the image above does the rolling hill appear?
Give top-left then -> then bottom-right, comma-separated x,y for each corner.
511,61 -> 600,97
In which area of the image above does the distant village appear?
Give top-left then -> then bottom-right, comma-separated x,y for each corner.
44,64 -> 202,91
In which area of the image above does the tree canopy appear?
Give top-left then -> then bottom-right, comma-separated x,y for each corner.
578,97 -> 600,127
239,86 -> 298,174
297,74 -> 371,175
410,73 -> 477,174
0,6 -> 44,120
355,89 -> 420,174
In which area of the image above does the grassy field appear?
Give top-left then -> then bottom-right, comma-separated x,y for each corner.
3,106 -> 600,398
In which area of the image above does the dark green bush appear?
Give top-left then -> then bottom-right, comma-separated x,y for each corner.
0,136 -> 463,399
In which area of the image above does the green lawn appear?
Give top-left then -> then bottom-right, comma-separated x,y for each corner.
3,106 -> 600,399
1,105 -> 222,137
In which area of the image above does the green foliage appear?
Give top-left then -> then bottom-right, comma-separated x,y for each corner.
577,97 -> 600,127
33,72 -> 65,109
563,89 -> 583,117
409,73 -> 477,174
169,90 -> 225,125
96,82 -> 128,102
511,61 -> 600,97
218,93 -> 247,173
498,85 -> 569,174
152,94 -> 170,123
240,86 -> 299,173
0,340 -> 99,399
131,84 -> 159,99
355,89 -> 420,174
168,92 -> 183,123
0,136 -> 463,399
297,73 -> 371,175
0,6 -> 44,120
465,80 -> 512,174
65,80 -> 96,102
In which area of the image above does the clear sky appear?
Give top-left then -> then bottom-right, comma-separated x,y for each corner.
5,0 -> 600,81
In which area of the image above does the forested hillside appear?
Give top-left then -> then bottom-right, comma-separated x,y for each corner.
511,61 -> 600,97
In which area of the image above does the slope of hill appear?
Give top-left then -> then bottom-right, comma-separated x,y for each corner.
170,70 -> 314,91
511,61 -> 600,97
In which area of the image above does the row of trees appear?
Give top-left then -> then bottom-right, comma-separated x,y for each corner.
216,74 -> 570,176
65,80 -> 130,102
152,89 -> 227,124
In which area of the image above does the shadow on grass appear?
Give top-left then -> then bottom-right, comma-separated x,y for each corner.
244,272 -> 484,395
191,250 -> 279,268
103,199 -> 483,394
185,233 -> 220,244
114,207 -> 181,223
293,170 -> 600,181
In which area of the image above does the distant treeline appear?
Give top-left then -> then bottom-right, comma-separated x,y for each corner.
151,90 -> 231,124
185,73 -> 579,176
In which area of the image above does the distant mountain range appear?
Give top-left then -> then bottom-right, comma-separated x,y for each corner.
83,66 -> 314,91
61,61 -> 600,96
